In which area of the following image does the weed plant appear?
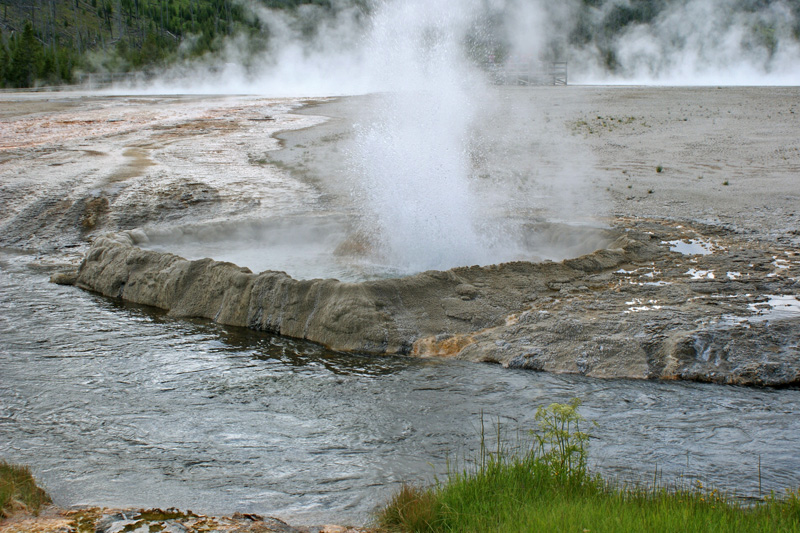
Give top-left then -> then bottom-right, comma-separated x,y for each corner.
377,399 -> 800,532
0,461 -> 51,518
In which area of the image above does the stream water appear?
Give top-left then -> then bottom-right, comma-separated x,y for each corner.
1,251 -> 800,525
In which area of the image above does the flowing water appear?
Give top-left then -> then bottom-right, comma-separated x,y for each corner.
2,251 -> 800,525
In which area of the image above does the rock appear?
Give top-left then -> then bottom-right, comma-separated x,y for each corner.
0,506 -> 343,533
94,512 -> 139,533
455,283 -> 479,300
73,229 -> 646,357
70,218 -> 800,386
50,270 -> 78,285
319,526 -> 348,533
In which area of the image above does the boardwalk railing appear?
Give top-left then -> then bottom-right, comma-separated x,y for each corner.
490,60 -> 568,86
73,72 -> 143,88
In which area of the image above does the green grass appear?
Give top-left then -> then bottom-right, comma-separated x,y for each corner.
0,461 -> 51,519
376,400 -> 800,532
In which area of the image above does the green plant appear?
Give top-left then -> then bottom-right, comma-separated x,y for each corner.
532,398 -> 591,482
723,180 -> 729,186
376,399 -> 800,532
0,461 -> 51,518
656,165 -> 663,173
377,400 -> 597,532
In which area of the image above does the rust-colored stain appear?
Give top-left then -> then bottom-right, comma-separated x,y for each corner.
411,333 -> 476,357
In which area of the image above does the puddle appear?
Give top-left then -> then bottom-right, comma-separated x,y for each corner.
748,295 -> 800,321
686,268 -> 715,280
615,266 -> 669,286
138,215 -> 403,282
625,298 -> 663,313
773,258 -> 791,270
667,239 -> 714,255
138,218 -> 616,282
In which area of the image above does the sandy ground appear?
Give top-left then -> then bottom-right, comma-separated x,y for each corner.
218,86 -> 800,249
560,86 -> 800,244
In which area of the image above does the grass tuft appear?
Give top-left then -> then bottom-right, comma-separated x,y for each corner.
378,484 -> 440,532
377,400 -> 800,532
0,461 -> 51,519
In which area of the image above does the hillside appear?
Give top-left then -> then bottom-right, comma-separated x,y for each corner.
1,0 -> 798,88
0,0 -> 332,87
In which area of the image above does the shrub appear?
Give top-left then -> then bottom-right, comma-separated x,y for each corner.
0,461 -> 51,518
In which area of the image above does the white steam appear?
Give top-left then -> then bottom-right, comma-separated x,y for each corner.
350,1 -> 493,272
140,0 -> 374,95
131,0 -> 556,96
113,0 -> 798,274
126,0 -> 800,95
573,0 -> 800,85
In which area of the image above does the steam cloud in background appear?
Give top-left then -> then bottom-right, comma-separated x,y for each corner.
573,0 -> 800,85
125,0 -> 797,272
135,0 -> 800,94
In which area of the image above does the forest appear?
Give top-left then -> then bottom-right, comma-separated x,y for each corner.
0,0 -> 334,87
0,0 -> 798,88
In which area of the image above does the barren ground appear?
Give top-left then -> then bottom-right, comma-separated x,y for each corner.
2,87 -> 798,254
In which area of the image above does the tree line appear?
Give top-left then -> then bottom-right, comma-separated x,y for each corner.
1,22 -> 76,86
2,0 -> 796,88
0,0 -> 332,88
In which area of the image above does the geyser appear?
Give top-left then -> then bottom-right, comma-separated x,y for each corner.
350,0 -> 535,273
133,0 -> 611,280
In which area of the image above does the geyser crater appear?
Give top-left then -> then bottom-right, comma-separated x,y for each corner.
136,216 -> 617,282
224,88 -> 609,281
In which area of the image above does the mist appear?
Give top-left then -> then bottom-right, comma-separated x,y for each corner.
124,0 -> 800,95
132,0 -> 604,273
572,0 -> 800,85
117,0 -> 796,273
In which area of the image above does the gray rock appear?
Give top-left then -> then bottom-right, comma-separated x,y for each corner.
72,219 -> 800,386
50,270 -> 78,285
94,513 -> 139,533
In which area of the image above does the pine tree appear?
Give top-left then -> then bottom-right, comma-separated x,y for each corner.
10,22 -> 42,87
39,47 -> 56,83
0,30 -> 8,88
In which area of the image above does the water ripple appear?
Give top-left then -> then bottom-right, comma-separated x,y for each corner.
1,253 -> 799,524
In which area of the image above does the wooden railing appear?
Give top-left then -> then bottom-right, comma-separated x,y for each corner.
490,60 -> 568,86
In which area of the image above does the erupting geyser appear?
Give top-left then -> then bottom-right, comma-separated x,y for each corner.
131,0 -> 610,280
350,1 -> 524,273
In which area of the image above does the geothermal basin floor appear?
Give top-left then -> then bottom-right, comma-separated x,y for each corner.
1,87 -> 799,385
1,86 -> 800,525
